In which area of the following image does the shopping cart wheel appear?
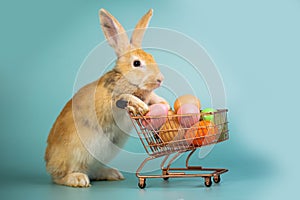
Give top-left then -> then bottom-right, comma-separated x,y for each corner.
163,171 -> 169,180
138,178 -> 146,189
204,177 -> 212,187
213,175 -> 221,183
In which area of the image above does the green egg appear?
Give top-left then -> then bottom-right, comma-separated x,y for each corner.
201,108 -> 217,121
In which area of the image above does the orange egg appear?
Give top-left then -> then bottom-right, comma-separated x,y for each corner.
174,94 -> 201,112
184,121 -> 218,147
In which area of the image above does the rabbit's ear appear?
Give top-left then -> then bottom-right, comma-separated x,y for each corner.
99,9 -> 130,56
130,9 -> 153,48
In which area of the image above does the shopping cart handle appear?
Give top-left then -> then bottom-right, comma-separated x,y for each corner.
116,99 -> 128,109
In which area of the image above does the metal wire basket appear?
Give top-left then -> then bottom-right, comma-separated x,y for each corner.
128,108 -> 229,189
130,109 -> 229,156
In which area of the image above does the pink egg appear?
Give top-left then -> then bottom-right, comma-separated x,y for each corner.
177,104 -> 200,128
142,104 -> 169,130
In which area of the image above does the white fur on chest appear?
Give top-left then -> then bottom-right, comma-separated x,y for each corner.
76,107 -> 132,166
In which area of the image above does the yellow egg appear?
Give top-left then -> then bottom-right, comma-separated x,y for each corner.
158,111 -> 185,143
174,94 -> 201,112
167,110 -> 176,116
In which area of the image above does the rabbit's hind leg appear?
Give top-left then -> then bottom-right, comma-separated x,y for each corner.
91,167 -> 124,181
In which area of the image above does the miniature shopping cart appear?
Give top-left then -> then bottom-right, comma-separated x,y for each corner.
116,101 -> 229,188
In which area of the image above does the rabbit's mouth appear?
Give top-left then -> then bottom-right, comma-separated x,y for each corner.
156,81 -> 162,88
139,81 -> 162,91
139,72 -> 164,91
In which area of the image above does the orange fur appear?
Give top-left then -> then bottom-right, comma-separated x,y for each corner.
45,9 -> 168,187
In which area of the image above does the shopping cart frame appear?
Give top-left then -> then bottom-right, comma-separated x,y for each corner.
135,149 -> 228,188
117,100 -> 229,189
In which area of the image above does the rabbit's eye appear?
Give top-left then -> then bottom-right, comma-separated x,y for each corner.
133,60 -> 141,67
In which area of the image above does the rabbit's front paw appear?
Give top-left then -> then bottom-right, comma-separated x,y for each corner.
127,100 -> 149,116
116,94 -> 149,115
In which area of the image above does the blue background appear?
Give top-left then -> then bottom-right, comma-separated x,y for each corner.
1,0 -> 299,199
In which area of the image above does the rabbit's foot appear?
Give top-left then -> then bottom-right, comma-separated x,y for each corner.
93,167 -> 125,181
54,172 -> 91,187
103,168 -> 125,181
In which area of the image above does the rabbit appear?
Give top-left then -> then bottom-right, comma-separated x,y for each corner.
44,8 -> 169,187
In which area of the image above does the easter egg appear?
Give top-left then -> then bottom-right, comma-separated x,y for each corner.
159,116 -> 185,143
177,104 -> 200,128
185,121 -> 218,146
174,94 -> 201,112
201,108 -> 217,121
167,109 -> 176,116
142,104 -> 169,130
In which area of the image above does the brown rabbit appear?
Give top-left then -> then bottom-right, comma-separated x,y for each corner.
45,8 -> 168,187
